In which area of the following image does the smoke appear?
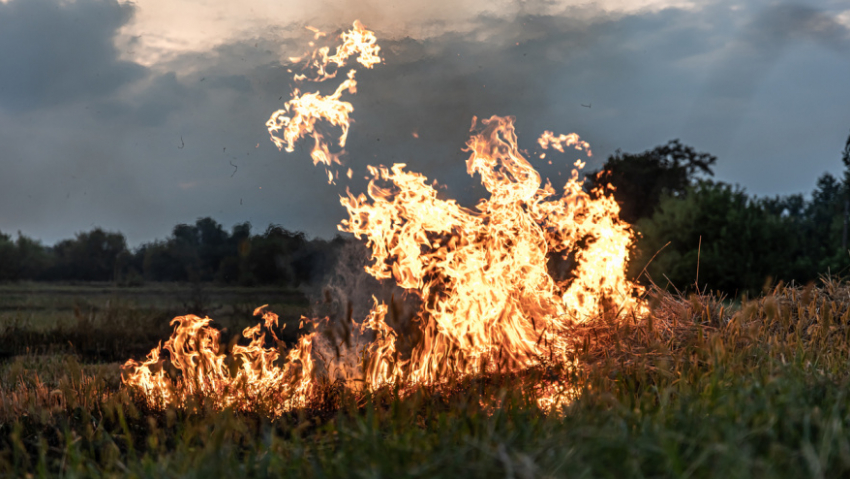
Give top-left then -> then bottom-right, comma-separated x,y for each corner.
705,3 -> 848,100
305,239 -> 422,380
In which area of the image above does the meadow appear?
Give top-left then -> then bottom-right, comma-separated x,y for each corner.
3,280 -> 850,477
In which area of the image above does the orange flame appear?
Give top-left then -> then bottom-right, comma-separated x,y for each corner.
122,308 -> 318,414
537,130 -> 592,156
266,21 -> 380,182
123,21 -> 644,414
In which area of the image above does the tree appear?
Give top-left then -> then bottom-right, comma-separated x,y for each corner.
142,241 -> 189,281
841,129 -> 850,250
50,228 -> 128,281
0,218 -> 345,286
590,140 -> 717,224
0,232 -> 19,281
242,225 -> 307,285
193,217 -> 229,281
634,181 -> 809,296
804,173 -> 844,271
841,129 -> 850,185
17,234 -> 53,280
216,222 -> 251,284
0,231 -> 53,281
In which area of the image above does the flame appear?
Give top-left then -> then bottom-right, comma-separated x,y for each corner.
123,21 -> 644,414
122,307 -> 318,415
537,130 -> 592,156
266,21 -> 380,182
338,116 -> 642,389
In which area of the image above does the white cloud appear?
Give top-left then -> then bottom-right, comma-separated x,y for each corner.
117,0 -> 702,69
838,9 -> 850,29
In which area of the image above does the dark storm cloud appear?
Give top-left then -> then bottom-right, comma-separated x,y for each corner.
705,3 -> 850,100
679,2 -> 850,182
292,8 -> 704,196
156,7 -> 703,221
0,0 -> 145,112
747,4 -> 849,50
95,72 -> 206,127
206,75 -> 254,93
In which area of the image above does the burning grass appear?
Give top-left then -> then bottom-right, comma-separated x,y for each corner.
4,281 -> 850,476
122,22 -> 648,413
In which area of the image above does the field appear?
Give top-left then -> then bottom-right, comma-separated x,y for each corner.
3,281 -> 850,477
0,283 -> 310,363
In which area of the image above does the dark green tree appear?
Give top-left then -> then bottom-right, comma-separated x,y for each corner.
634,181 -> 809,296
0,232 -> 19,281
216,222 -> 251,284
51,228 -> 127,281
590,140 -> 717,224
142,241 -> 188,281
193,217 -> 229,281
0,231 -> 53,281
242,225 -> 307,285
841,129 -> 850,253
17,234 -> 53,280
842,129 -> 850,185
803,174 -> 845,273
140,223 -> 202,282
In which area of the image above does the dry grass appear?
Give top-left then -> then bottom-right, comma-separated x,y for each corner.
3,280 -> 850,477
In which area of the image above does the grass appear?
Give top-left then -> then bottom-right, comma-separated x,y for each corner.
3,280 -> 850,477
0,283 -> 309,362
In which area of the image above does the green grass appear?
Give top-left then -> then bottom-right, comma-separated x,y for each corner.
0,283 -> 310,362
3,280 -> 850,477
0,282 -> 309,329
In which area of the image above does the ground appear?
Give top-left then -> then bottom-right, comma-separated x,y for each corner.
2,280 -> 850,478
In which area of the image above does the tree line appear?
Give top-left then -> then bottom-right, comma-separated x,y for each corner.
0,219 -> 347,287
594,130 -> 850,296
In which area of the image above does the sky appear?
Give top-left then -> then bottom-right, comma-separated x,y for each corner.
0,0 -> 848,246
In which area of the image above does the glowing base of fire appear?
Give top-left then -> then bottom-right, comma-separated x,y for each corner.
122,311 -> 587,415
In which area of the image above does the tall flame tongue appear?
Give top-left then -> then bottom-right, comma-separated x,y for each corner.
122,21 -> 644,414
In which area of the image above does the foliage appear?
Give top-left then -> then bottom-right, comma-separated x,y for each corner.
589,139 -> 717,224
49,229 -> 127,282
0,219 -> 348,287
3,133 -> 850,296
631,176 -> 850,296
634,181 -> 802,295
591,133 -> 850,297
841,128 -> 850,186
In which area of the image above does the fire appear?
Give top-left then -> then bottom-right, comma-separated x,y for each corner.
266,20 -> 380,182
123,21 -> 644,414
537,130 -> 592,157
121,307 -> 317,415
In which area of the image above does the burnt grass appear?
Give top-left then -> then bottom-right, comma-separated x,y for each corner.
4,281 -> 850,477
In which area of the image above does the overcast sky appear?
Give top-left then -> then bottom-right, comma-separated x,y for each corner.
0,0 -> 848,246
